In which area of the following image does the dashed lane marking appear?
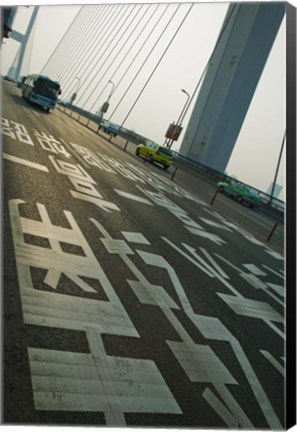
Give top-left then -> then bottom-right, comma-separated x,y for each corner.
3,153 -> 49,172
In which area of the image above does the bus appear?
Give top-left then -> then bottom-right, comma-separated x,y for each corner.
22,75 -> 61,112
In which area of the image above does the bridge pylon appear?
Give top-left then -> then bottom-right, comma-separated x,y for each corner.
179,3 -> 285,173
7,6 -> 39,82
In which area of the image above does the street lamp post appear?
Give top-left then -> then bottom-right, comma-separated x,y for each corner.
107,79 -> 115,102
98,80 -> 115,121
179,88 -> 190,125
91,80 -> 116,129
167,89 -> 190,149
269,130 -> 286,205
70,76 -> 81,117
70,76 -> 81,103
74,76 -> 81,94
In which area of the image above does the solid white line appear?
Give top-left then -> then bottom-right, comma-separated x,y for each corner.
262,264 -> 285,279
30,107 -> 40,119
259,350 -> 285,376
200,247 -> 230,279
3,153 -> 49,172
114,189 -> 154,205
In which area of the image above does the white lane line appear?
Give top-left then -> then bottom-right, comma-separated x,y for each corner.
114,189 -> 154,205
121,232 -> 151,245
30,108 -> 41,120
259,350 -> 285,376
262,264 -> 285,279
3,153 -> 49,172
203,387 -> 239,428
200,248 -> 230,279
243,264 -> 267,276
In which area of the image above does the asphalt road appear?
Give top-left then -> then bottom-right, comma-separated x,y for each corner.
2,80 -> 285,428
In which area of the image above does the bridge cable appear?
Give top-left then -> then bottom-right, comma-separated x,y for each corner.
60,5 -> 110,97
117,3 -> 194,129
76,3 -> 134,106
44,6 -> 93,80
61,5 -> 111,96
41,5 -> 84,74
88,3 -> 161,116
106,2 -> 171,121
53,6 -> 103,93
109,3 -> 191,126
83,3 -> 153,113
63,4 -> 126,100
71,4 -> 130,104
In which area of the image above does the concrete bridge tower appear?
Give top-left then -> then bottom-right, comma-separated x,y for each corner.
179,2 -> 285,173
7,6 -> 39,81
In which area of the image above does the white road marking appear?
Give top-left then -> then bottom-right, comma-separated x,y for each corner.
266,283 -> 284,297
8,190 -> 284,427
214,383 -> 254,428
200,248 -> 230,279
101,238 -> 134,255
214,253 -> 242,273
28,345 -> 181,419
243,264 -> 267,276
259,350 -> 285,376
196,315 -> 283,429
89,220 -> 282,429
199,217 -> 233,232
203,388 -> 240,428
167,341 -> 237,384
22,287 -> 138,336
9,200 -> 137,334
71,190 -> 121,213
162,238 -> 215,279
30,108 -> 41,120
121,232 -> 150,244
49,156 -> 96,182
217,293 -> 283,323
240,273 -> 267,289
216,254 -> 285,305
10,201 -> 183,421
3,153 -> 49,172
186,226 -> 226,245
265,249 -> 284,260
114,189 -> 154,205
262,264 -> 285,279
127,280 -> 180,309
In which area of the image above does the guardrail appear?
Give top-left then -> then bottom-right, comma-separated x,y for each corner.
57,102 -> 148,145
171,151 -> 285,213
57,102 -> 285,214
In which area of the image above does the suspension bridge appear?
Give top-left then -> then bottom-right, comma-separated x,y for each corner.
1,3 -> 294,428
5,3 -> 286,177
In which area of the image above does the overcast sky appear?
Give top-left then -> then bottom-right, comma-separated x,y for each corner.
1,0 -> 289,201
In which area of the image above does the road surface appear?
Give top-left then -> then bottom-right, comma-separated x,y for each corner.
2,80 -> 285,428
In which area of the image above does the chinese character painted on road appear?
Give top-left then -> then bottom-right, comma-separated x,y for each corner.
1,117 -> 34,145
34,130 -> 71,158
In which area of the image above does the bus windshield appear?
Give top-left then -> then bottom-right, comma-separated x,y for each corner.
34,78 -> 60,100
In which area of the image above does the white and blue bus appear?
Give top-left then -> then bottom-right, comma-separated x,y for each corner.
22,75 -> 61,112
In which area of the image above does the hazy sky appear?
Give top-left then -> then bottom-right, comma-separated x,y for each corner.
1,0 -> 289,201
